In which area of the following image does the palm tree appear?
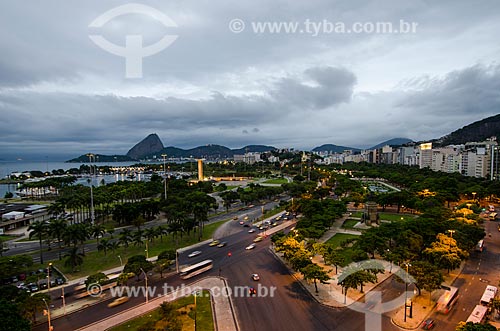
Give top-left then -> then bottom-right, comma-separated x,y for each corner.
28,221 -> 48,264
144,227 -> 157,243
91,224 -> 106,245
97,238 -> 111,256
64,246 -> 84,272
118,229 -> 132,247
48,218 -> 67,259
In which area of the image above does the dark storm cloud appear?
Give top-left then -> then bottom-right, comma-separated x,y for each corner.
0,66 -> 357,155
1,0 -> 500,157
271,67 -> 356,109
396,64 -> 500,117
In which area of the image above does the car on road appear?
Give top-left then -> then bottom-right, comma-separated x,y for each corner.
209,240 -> 220,247
421,319 -> 435,330
244,216 -> 249,220
239,221 -> 245,225
251,274 -> 260,281
248,287 -> 257,296
248,229 -> 256,233
245,243 -> 256,250
253,236 -> 263,242
243,224 -> 250,227
233,216 -> 238,220
107,296 -> 129,308
217,242 -> 227,247
188,251 -> 202,258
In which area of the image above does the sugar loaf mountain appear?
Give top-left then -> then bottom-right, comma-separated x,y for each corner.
67,114 -> 500,162
66,133 -> 277,162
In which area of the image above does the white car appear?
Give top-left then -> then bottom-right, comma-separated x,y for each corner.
248,229 -> 256,233
245,243 -> 256,250
251,274 -> 260,281
188,250 -> 202,258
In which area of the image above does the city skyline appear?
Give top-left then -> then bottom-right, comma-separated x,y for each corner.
1,1 -> 500,159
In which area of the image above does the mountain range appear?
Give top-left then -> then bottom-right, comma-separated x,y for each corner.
66,114 -> 500,162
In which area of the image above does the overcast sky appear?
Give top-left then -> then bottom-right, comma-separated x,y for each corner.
1,0 -> 500,160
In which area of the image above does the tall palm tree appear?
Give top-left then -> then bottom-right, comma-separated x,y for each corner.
28,221 -> 48,264
97,238 -> 110,256
118,228 -> 132,247
64,246 -> 84,272
91,224 -> 106,245
48,218 -> 67,260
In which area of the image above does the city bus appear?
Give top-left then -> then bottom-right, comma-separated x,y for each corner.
480,285 -> 497,306
436,286 -> 459,314
179,260 -> 213,279
466,305 -> 488,324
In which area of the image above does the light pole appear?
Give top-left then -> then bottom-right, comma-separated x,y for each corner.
61,286 -> 66,315
447,230 -> 456,250
47,262 -> 52,297
161,154 -> 167,201
87,153 -> 95,224
140,268 -> 148,304
42,298 -> 53,331
193,291 -> 198,331
404,262 -> 411,322
145,240 -> 149,259
117,255 -> 123,267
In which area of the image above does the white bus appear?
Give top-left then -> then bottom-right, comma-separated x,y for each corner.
466,305 -> 488,324
436,286 -> 459,314
480,285 -> 497,306
179,260 -> 213,279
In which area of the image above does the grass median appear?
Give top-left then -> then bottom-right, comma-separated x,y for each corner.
109,290 -> 214,331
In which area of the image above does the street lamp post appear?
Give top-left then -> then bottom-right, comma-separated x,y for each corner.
404,262 -> 411,322
193,291 -> 198,331
140,268 -> 149,304
161,154 -> 167,201
42,298 -> 53,331
87,153 -> 95,224
47,263 -> 52,297
447,230 -> 456,250
117,255 -> 123,267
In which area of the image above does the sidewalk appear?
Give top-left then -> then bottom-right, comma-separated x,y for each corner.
318,213 -> 362,243
75,277 -> 239,331
271,247 -> 393,308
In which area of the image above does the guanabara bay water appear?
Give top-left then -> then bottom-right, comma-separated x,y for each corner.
0,160 -> 141,198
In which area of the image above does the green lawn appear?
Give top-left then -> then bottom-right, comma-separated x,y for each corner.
325,233 -> 360,248
109,290 -> 213,331
378,213 -> 417,222
341,219 -> 359,229
0,235 -> 19,241
349,211 -> 363,218
54,219 -> 229,279
263,178 -> 288,185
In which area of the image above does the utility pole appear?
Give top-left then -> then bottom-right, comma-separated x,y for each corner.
161,154 -> 167,201
87,153 -> 95,224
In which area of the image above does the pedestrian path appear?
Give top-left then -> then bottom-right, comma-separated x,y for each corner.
75,277 -> 239,331
318,213 -> 362,243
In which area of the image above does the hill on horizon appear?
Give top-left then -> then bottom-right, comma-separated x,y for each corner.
312,144 -> 360,153
369,137 -> 414,150
435,114 -> 500,146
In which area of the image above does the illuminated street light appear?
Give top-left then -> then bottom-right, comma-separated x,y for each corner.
42,298 -> 53,331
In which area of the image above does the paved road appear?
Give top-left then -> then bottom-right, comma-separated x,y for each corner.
4,198 -> 284,263
424,218 -> 500,330
33,209 -> 500,331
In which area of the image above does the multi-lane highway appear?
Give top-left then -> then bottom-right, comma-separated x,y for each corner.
33,210 -> 500,331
